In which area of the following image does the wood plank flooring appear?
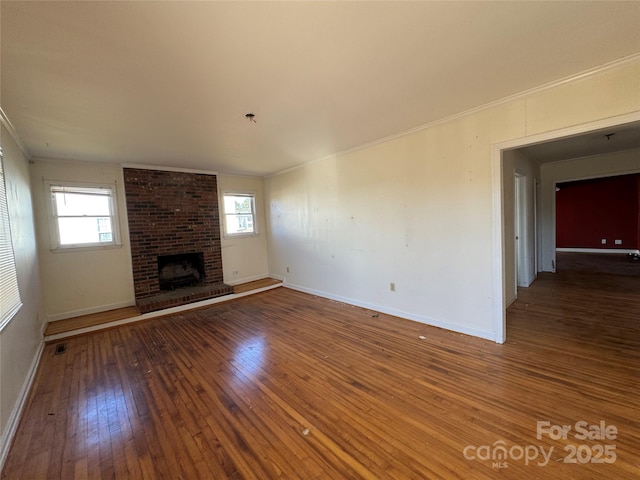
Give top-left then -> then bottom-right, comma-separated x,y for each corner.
3,268 -> 639,479
43,306 -> 142,336
43,278 -> 282,337
556,251 -> 640,276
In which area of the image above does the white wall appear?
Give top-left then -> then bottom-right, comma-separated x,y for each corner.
28,163 -> 271,320
539,148 -> 640,271
217,174 -> 269,285
265,60 -> 640,342
30,159 -> 135,320
0,125 -> 45,463
503,149 -> 539,304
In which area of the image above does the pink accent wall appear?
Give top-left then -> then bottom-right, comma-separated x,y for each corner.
556,174 -> 639,250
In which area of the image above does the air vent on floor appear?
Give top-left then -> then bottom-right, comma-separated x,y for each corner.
54,343 -> 67,355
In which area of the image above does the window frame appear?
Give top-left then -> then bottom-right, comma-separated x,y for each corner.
221,191 -> 258,238
45,180 -> 122,252
0,147 -> 23,331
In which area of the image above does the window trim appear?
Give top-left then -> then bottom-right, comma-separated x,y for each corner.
221,191 -> 258,238
45,180 -> 122,251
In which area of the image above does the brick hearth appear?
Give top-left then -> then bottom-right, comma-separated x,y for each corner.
135,283 -> 234,314
123,167 -> 233,313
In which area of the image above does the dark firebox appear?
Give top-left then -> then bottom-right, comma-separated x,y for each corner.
157,253 -> 205,290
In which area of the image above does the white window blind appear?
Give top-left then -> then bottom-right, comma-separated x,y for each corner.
0,148 -> 23,330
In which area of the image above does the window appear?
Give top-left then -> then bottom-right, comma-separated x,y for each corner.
0,148 -> 23,330
223,192 -> 257,236
46,181 -> 121,250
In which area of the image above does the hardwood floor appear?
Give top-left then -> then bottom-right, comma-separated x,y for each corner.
43,306 -> 142,336
556,251 -> 640,276
233,277 -> 282,294
43,278 -> 282,338
3,269 -> 639,479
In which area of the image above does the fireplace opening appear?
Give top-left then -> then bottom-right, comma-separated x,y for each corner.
158,253 -> 205,290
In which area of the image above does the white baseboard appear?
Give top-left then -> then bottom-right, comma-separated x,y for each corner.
556,248 -> 640,254
47,300 -> 136,322
282,282 -> 497,342
0,340 -> 45,471
224,273 -> 271,286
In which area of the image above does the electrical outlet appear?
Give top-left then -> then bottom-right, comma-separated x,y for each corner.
601,239 -> 607,245
615,239 -> 622,245
390,282 -> 396,292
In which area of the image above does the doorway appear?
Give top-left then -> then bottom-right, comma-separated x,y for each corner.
491,111 -> 640,344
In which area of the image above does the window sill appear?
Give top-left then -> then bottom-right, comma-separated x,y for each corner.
0,302 -> 23,332
50,244 -> 123,254
223,233 -> 260,239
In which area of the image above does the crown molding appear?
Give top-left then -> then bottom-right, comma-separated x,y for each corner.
269,52 -> 640,179
0,108 -> 32,160
121,163 -> 218,176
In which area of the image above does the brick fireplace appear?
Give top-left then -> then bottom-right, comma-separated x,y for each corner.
123,167 -> 233,313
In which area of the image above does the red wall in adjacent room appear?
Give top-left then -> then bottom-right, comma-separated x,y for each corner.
556,173 -> 639,250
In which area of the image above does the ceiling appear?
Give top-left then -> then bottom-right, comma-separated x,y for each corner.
2,2 -> 640,176
518,121 -> 640,164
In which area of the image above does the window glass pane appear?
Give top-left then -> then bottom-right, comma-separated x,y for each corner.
58,217 -> 112,245
224,195 -> 252,215
54,192 -> 111,216
224,197 -> 235,213
223,196 -> 238,214
235,197 -> 252,213
225,214 -> 254,234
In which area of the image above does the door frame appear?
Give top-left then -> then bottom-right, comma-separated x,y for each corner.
514,172 -> 528,289
490,111 -> 640,344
